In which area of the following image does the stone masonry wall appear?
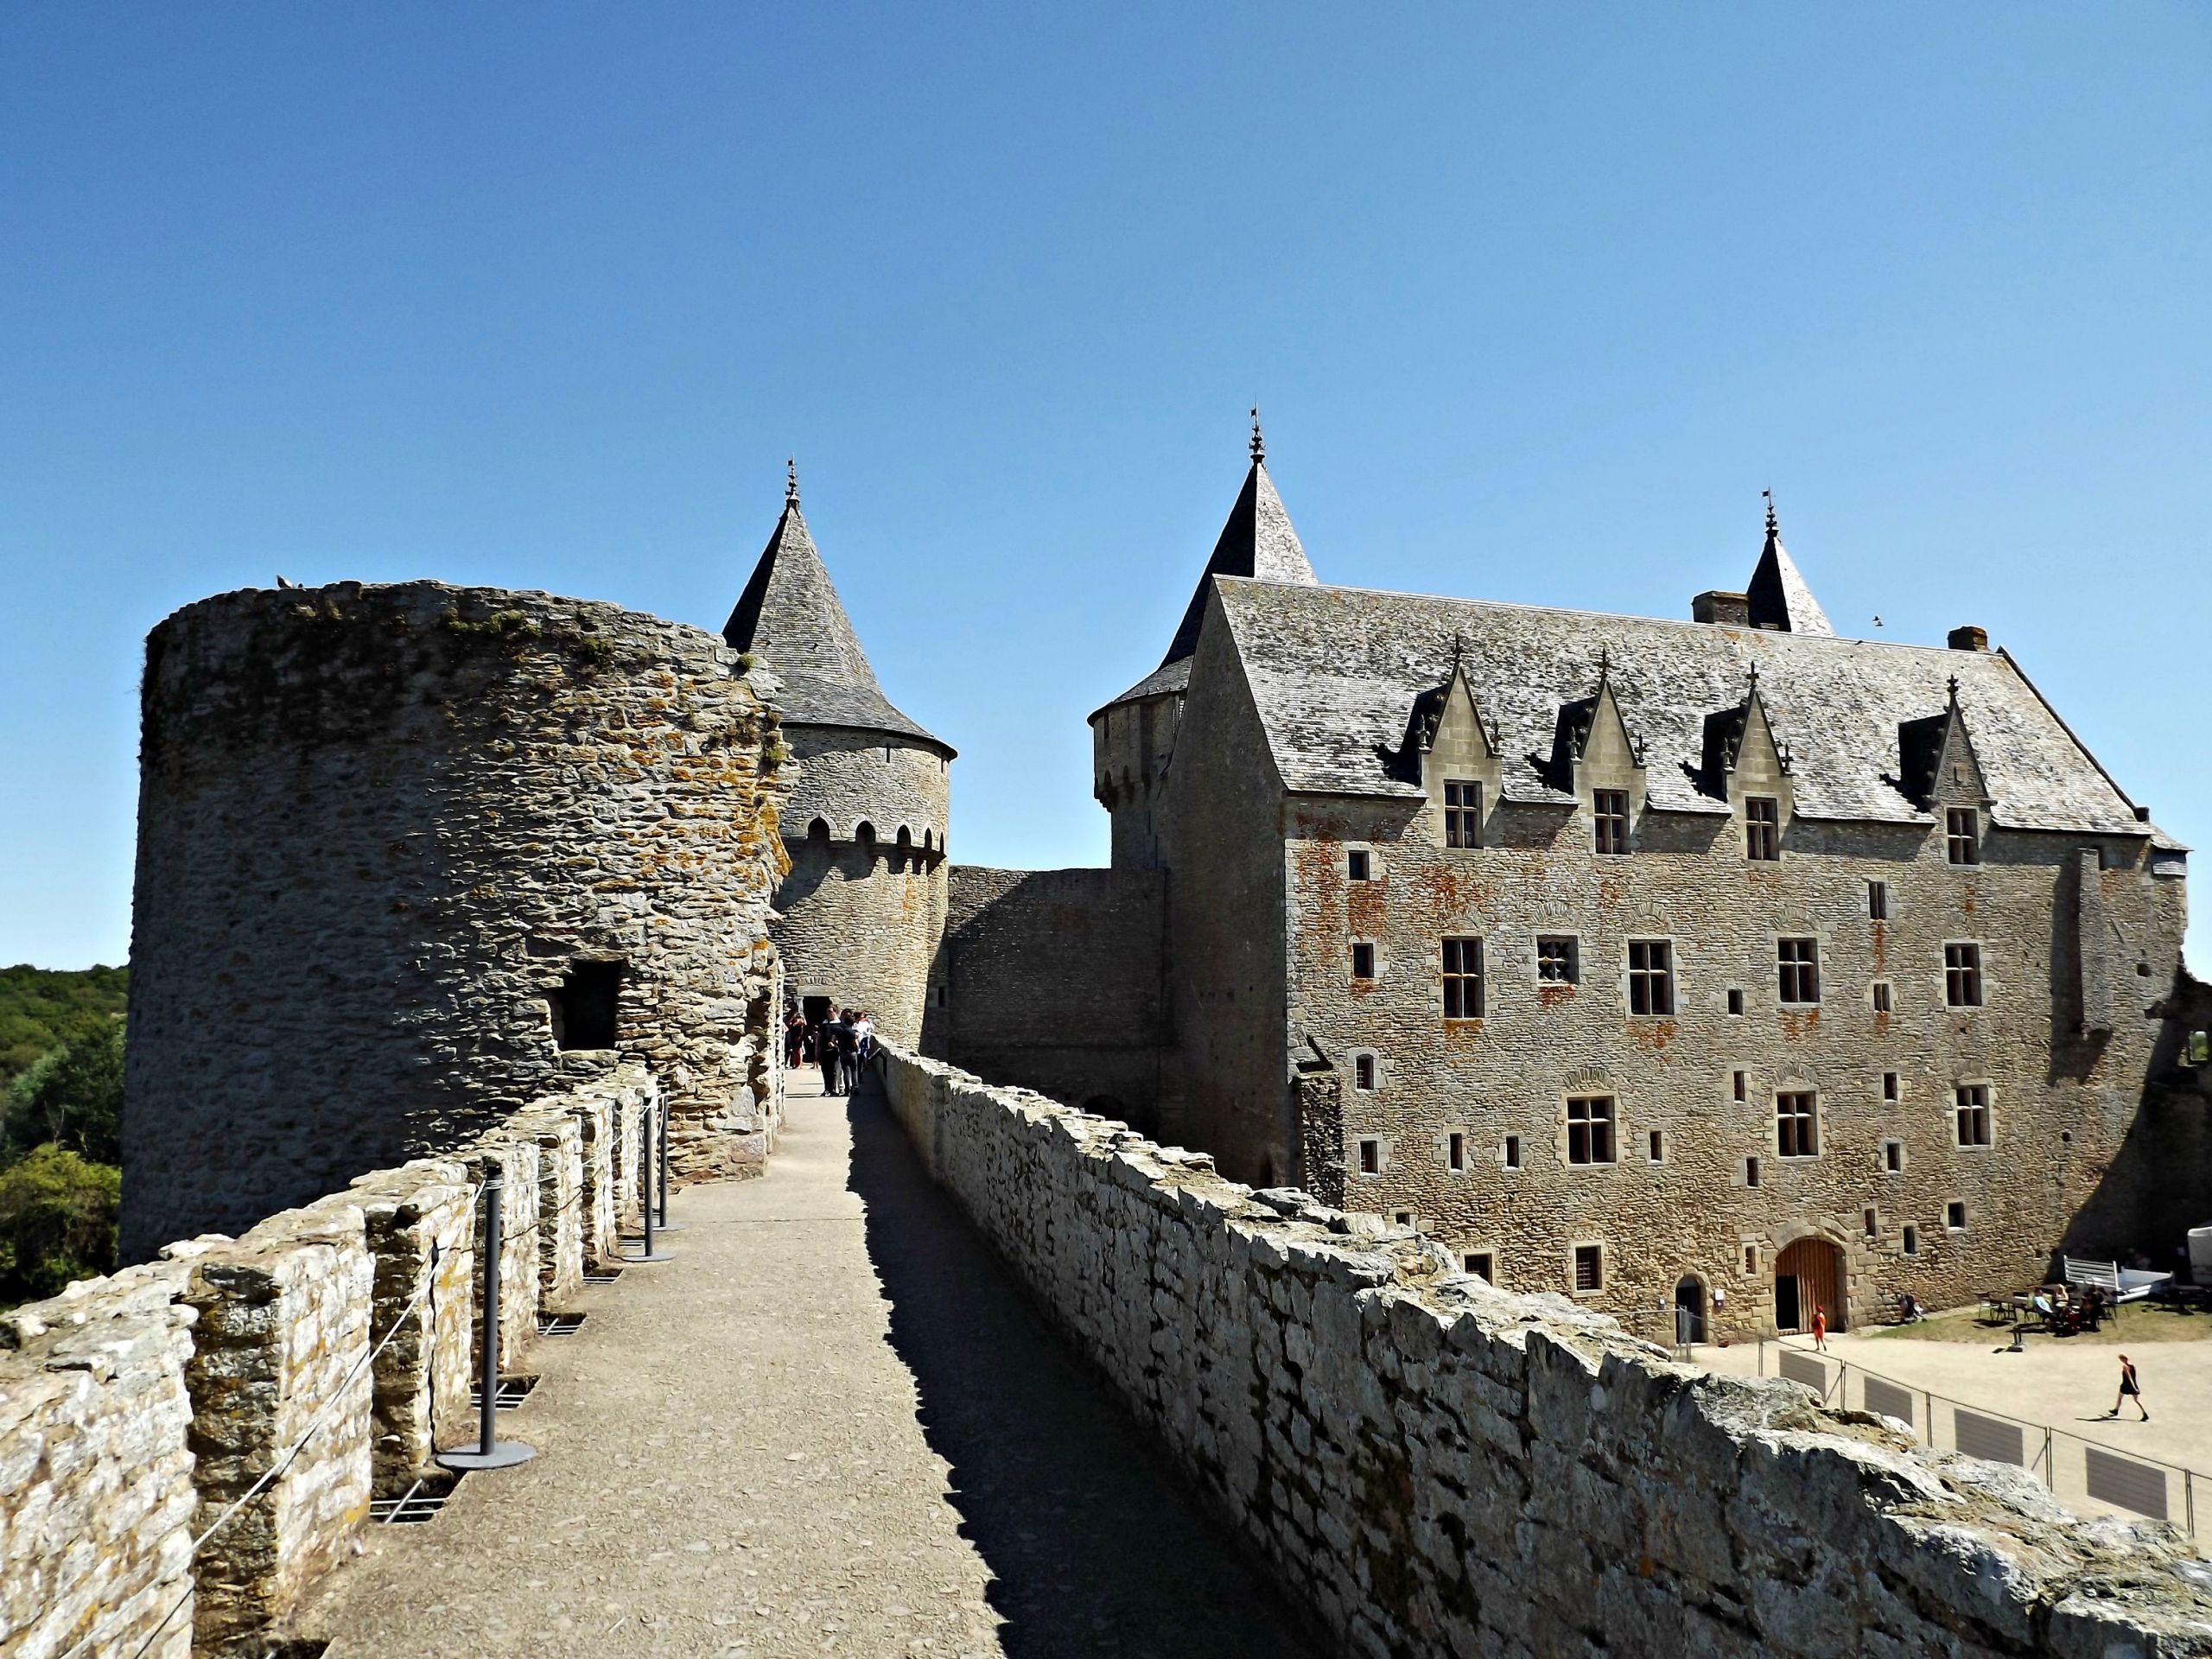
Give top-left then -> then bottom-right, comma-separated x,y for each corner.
878,1044 -> 2212,1658
0,1059 -> 661,1657
124,581 -> 788,1256
929,865 -> 1167,1131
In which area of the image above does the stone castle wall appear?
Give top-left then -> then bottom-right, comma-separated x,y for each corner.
1283,788 -> 2189,1334
770,724 -> 950,1047
0,1061 -> 660,1658
124,582 -> 788,1255
876,1044 -> 2212,1658
927,864 -> 1167,1130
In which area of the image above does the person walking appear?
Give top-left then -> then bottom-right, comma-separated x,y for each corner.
784,1009 -> 805,1071
853,1008 -> 875,1067
830,1005 -> 857,1094
818,1006 -> 845,1095
2107,1354 -> 2149,1421
1811,1305 -> 1828,1354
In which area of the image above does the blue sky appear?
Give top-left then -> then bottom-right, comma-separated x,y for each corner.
3,5 -> 2207,971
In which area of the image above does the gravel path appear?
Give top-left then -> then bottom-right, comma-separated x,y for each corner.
302,1069 -> 1318,1658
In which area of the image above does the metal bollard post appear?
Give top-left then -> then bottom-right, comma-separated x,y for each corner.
437,1162 -> 535,1471
625,1099 -> 673,1262
653,1095 -> 684,1233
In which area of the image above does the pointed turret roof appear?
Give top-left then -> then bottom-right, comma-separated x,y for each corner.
1097,418 -> 1319,711
722,471 -> 949,749
1745,493 -> 1834,636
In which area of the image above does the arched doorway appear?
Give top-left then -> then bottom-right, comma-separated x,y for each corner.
1773,1236 -> 1846,1333
1673,1276 -> 1706,1345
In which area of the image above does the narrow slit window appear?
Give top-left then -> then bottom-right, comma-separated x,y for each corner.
1901,1224 -> 1918,1256
1732,1070 -> 1746,1102
1647,1129 -> 1664,1161
1727,987 -> 1745,1016
1883,1139 -> 1904,1173
1592,789 -> 1631,855
1573,1245 -> 1603,1292
1628,939 -> 1674,1015
1357,1138 -> 1381,1175
1744,1243 -> 1758,1273
1868,880 -> 1889,920
1745,797 -> 1779,861
1745,1156 -> 1761,1188
1351,942 -> 1376,982
1872,981 -> 1893,1014
1446,1131 -> 1465,1171
1777,938 -> 1820,1004
1352,1053 -> 1376,1091
1882,1071 -> 1899,1102
1946,808 -> 1981,867
1864,1208 -> 1878,1238
1442,937 -> 1485,1018
1503,1134 -> 1522,1170
1944,943 -> 1982,1007
1566,1096 -> 1616,1165
1443,779 -> 1483,849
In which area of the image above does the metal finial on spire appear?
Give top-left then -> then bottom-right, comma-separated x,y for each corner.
785,457 -> 799,506
1948,674 -> 1961,707
1598,645 -> 1611,683
1746,662 -> 1760,695
1450,632 -> 1465,677
1762,488 -> 1778,539
1249,407 -> 1265,465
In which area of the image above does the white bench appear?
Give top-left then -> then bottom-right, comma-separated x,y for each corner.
2062,1255 -> 2171,1303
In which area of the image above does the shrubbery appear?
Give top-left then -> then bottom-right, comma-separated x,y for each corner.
0,967 -> 127,1304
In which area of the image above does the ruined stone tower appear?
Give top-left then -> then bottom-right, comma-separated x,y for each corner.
724,471 -> 952,1046
122,581 -> 790,1258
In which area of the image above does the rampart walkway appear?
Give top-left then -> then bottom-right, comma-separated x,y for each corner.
302,1071 -> 1316,1658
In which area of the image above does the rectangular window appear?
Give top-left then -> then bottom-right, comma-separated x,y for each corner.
1732,1070 -> 1746,1102
1442,937 -> 1484,1018
1394,1210 -> 1415,1227
1727,987 -> 1745,1016
1882,1071 -> 1899,1102
1446,1131 -> 1465,1172
552,959 -> 625,1051
1745,1156 -> 1761,1188
1627,940 -> 1675,1015
1745,797 -> 1779,861
1536,936 -> 1580,984
1946,807 -> 1981,867
1944,943 -> 1983,1007
1444,779 -> 1483,849
1503,1134 -> 1522,1170
1868,880 -> 1889,920
1352,1053 -> 1376,1091
1347,848 -> 1372,881
1462,1251 -> 1493,1283
1647,1129 -> 1664,1161
1351,941 -> 1376,981
1744,1243 -> 1758,1274
1592,789 -> 1630,855
1901,1224 -> 1919,1256
1864,1207 -> 1879,1238
1572,1244 -> 1603,1292
1777,938 -> 1820,1004
1955,1083 -> 1991,1147
1357,1138 -> 1381,1175
1946,1200 -> 1967,1230
1566,1096 -> 1616,1165
1776,1091 -> 1819,1157
1872,981 -> 1893,1014
1883,1139 -> 1904,1173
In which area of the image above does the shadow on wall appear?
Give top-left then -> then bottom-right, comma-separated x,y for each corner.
842,1074 -> 1317,1659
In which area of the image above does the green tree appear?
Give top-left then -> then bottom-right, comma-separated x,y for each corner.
0,1145 -> 120,1303
4,1016 -> 124,1165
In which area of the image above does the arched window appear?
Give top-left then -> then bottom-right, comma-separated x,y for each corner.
893,825 -> 913,873
805,817 -> 831,842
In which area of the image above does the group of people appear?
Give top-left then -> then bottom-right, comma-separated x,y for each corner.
784,1003 -> 874,1095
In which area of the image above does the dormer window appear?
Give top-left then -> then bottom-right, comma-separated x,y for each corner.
1745,798 -> 1779,861
1592,790 -> 1630,855
1443,780 -> 1482,848
1946,808 -> 1980,866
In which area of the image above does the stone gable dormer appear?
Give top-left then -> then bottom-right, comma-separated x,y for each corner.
1550,654 -> 1647,828
1897,678 -> 1990,813
1408,652 -> 1503,848
1705,669 -> 1796,835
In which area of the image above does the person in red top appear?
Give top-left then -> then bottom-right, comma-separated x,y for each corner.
1811,1305 -> 1828,1353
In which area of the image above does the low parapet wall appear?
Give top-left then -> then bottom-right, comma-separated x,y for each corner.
877,1045 -> 2212,1657
0,1061 -> 664,1659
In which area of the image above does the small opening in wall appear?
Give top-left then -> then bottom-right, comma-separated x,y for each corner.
550,960 -> 623,1051
1864,1208 -> 1878,1238
1732,1070 -> 1746,1102
1868,880 -> 1889,920
1901,1224 -> 1919,1256
1447,1130 -> 1465,1171
1648,1129 -> 1664,1161
1884,1140 -> 1903,1173
1573,1244 -> 1604,1292
1946,1201 -> 1967,1230
1727,988 -> 1745,1016
1347,848 -> 1372,881
1357,1138 -> 1381,1176
1872,981 -> 1893,1014
1353,1053 -> 1376,1091
1503,1134 -> 1522,1170
1351,942 -> 1376,981
1743,1243 -> 1758,1274
1463,1252 -> 1492,1283
1394,1211 -> 1415,1228
1882,1071 -> 1899,1102
1745,1156 -> 1760,1188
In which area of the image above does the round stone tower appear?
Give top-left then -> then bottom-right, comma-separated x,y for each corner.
723,472 -> 952,1048
122,581 -> 791,1259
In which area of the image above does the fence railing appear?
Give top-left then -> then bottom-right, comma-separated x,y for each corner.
1755,1338 -> 2200,1542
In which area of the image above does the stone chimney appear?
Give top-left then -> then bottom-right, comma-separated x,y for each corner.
1948,625 -> 1989,652
1694,590 -> 1751,626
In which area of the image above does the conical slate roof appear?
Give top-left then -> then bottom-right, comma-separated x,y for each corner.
723,495 -> 949,748
1745,504 -> 1834,636
1100,454 -> 1320,709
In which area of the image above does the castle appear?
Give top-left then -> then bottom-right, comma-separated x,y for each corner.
738,429 -> 2202,1339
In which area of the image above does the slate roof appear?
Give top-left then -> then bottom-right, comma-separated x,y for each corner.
1211,577 -> 2158,838
1746,525 -> 1835,635
1096,458 -> 1319,714
722,499 -> 950,750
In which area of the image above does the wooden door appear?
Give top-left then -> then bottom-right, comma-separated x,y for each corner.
1774,1237 -> 1846,1332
